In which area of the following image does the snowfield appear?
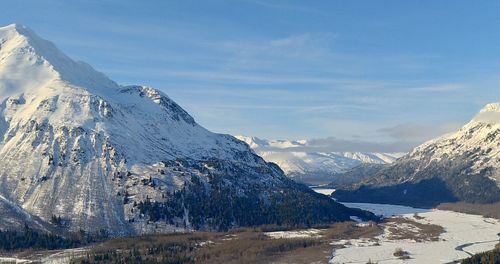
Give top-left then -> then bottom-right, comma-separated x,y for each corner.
265,229 -> 323,239
330,202 -> 500,264
0,257 -> 30,263
311,188 -> 336,196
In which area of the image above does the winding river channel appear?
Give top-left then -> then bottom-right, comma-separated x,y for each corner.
311,187 -> 500,264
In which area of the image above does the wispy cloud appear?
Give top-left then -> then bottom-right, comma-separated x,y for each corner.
243,120 -> 465,153
2,0 -> 499,148
251,136 -> 417,153
238,0 -> 324,14
410,83 -> 463,92
377,122 -> 463,142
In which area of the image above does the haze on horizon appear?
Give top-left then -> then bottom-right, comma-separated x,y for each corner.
1,0 -> 499,152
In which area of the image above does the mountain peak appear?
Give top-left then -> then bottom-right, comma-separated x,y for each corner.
0,23 -> 118,101
472,102 -> 500,124
333,101 -> 500,206
479,102 -> 500,113
0,25 -> 372,235
0,23 -> 22,33
0,23 -> 36,37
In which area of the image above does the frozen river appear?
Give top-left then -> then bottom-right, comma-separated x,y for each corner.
310,188 -> 500,264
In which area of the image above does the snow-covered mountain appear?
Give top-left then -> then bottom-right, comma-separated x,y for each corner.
235,135 -> 402,184
404,103 -> 500,181
333,103 -> 500,206
0,24 -> 377,236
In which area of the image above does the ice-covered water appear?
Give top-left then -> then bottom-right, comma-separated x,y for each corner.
331,202 -> 500,264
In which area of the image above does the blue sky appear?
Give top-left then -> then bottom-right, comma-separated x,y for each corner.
1,0 -> 499,152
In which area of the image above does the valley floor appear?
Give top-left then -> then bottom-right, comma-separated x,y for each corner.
1,190 -> 499,264
330,203 -> 500,264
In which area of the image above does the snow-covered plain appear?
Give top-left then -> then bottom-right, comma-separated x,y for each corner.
330,202 -> 500,264
265,229 -> 323,239
0,257 -> 30,263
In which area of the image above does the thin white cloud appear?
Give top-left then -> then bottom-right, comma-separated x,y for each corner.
377,122 -> 463,142
239,0 -> 323,14
243,121 -> 463,153
251,136 -> 417,153
410,83 -> 463,92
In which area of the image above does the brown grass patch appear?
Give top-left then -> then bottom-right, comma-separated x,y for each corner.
68,222 -> 386,264
322,222 -> 382,241
385,217 -> 444,242
438,202 -> 500,219
70,229 -> 324,264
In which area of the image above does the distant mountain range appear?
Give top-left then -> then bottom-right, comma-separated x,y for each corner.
333,103 -> 500,207
235,135 -> 404,185
0,24 -> 377,236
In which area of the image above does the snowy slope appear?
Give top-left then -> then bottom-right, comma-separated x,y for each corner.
405,103 -> 500,183
333,103 -> 500,205
235,135 -> 401,184
0,24 -> 374,236
0,193 -> 56,233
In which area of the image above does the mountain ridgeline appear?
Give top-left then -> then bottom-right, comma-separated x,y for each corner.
235,135 -> 401,185
332,103 -> 500,207
0,24 -> 377,236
